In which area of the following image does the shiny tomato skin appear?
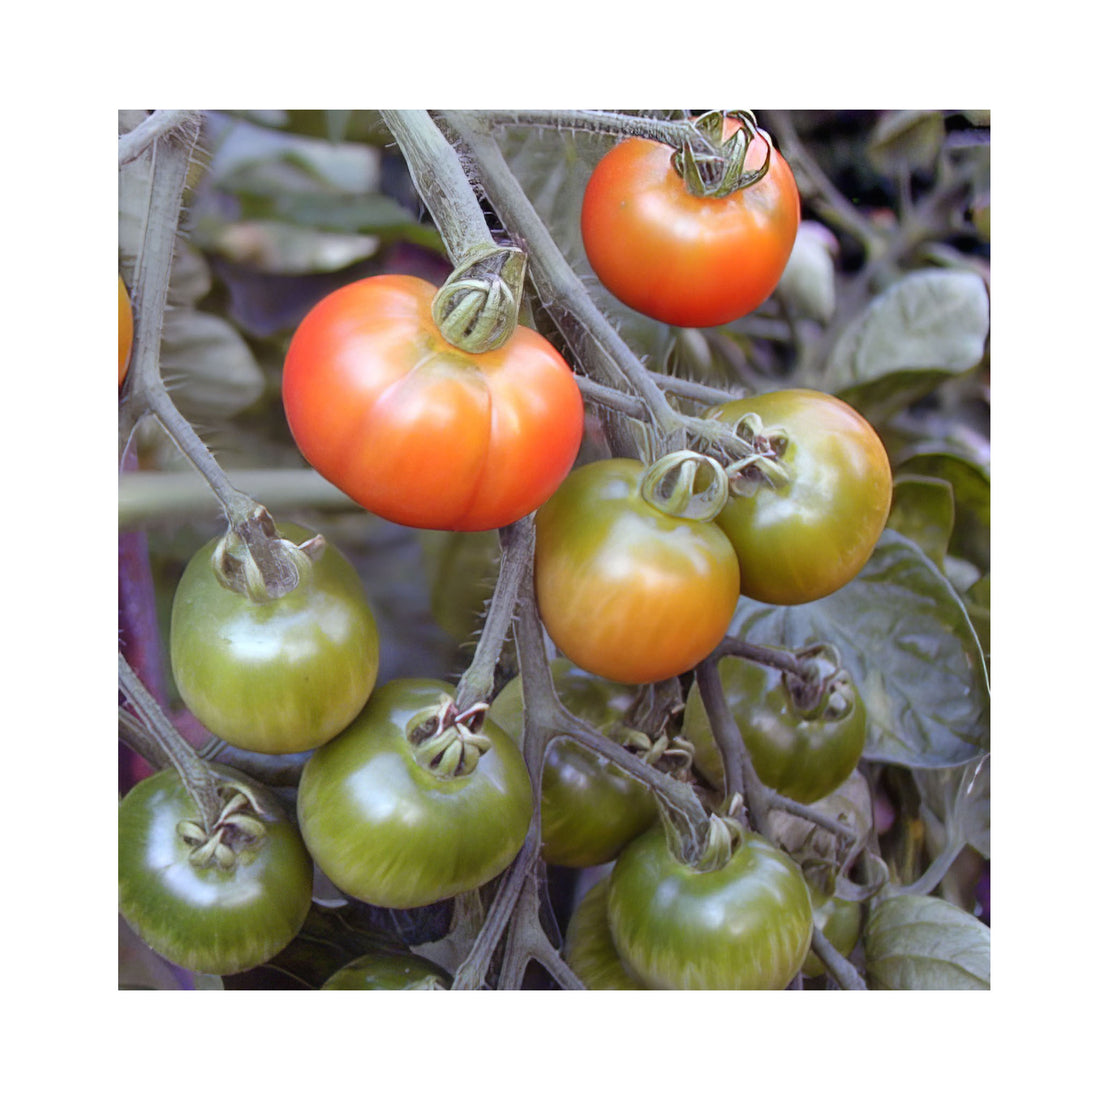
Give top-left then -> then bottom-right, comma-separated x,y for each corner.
581,118 -> 800,328
119,275 -> 133,384
607,826 -> 813,990
563,875 -> 645,989
117,766 -> 314,976
169,523 -> 380,755
708,389 -> 892,604
682,656 -> 867,804
297,679 -> 533,909
534,459 -> 740,685
489,660 -> 658,867
282,274 -> 584,531
321,951 -> 451,990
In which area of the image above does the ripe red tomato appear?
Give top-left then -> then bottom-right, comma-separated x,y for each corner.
707,389 -> 892,604
119,275 -> 133,384
581,116 -> 800,328
534,458 -> 740,684
282,274 -> 584,531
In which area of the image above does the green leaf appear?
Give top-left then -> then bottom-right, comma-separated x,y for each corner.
897,452 -> 990,573
823,270 -> 989,409
887,473 -> 955,567
865,894 -> 990,989
915,754 -> 990,860
868,111 -> 946,175
159,310 -> 266,419
729,529 -> 989,767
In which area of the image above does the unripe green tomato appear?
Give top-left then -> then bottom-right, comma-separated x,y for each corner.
118,765 -> 314,976
682,655 -> 866,805
563,875 -> 645,990
802,884 -> 863,979
297,679 -> 533,909
607,825 -> 813,990
169,523 -> 380,755
489,660 -> 658,868
321,951 -> 451,989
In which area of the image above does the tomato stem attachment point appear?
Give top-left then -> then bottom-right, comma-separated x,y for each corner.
672,110 -> 774,199
176,779 -> 270,871
432,245 -> 529,354
640,450 -> 729,521
406,696 -> 493,779
211,509 -> 325,603
784,643 -> 858,721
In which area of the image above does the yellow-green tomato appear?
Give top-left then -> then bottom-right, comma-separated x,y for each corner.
169,523 -> 380,755
607,825 -> 813,990
297,679 -> 533,909
489,660 -> 658,868
706,390 -> 892,605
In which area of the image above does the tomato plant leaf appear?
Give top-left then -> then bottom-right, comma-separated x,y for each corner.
914,754 -> 991,860
864,894 -> 990,989
897,452 -> 990,573
823,269 -> 989,409
160,310 -> 265,419
887,473 -> 955,567
730,529 -> 989,767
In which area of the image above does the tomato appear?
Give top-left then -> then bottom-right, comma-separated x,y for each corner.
562,875 -> 645,990
169,523 -> 379,755
682,648 -> 867,804
606,822 -> 813,989
321,951 -> 451,990
282,274 -> 584,531
297,679 -> 533,909
119,275 -> 133,384
489,660 -> 659,867
802,884 -> 863,979
534,458 -> 740,684
118,765 -> 313,976
706,389 -> 892,604
581,115 -> 800,328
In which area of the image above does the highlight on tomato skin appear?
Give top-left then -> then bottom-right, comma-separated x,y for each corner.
281,274 -> 585,532
580,117 -> 801,328
533,458 -> 741,686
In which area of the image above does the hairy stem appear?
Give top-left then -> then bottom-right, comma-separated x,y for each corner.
118,654 -> 221,828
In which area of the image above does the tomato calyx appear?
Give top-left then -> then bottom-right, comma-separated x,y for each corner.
784,643 -> 859,723
708,410 -> 793,498
671,110 -> 774,199
639,450 -> 729,521
405,695 -> 494,779
657,798 -> 747,873
175,779 -> 269,871
608,720 -> 695,778
211,509 -> 325,603
431,244 -> 529,354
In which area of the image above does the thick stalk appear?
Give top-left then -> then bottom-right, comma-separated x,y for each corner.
454,516 -> 533,711
810,925 -> 867,990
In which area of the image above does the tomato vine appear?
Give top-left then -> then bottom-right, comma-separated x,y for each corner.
119,108 -> 991,993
